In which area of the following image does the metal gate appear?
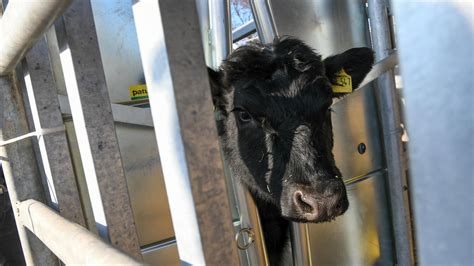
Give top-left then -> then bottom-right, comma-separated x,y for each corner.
1,0 -> 471,265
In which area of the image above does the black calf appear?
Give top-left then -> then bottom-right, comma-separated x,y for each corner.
209,37 -> 374,264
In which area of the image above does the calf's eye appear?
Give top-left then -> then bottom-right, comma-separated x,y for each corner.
238,111 -> 252,122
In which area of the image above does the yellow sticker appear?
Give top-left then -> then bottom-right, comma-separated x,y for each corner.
331,68 -> 352,93
129,84 -> 148,100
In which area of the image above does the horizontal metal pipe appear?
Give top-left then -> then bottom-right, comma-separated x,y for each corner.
0,0 -> 72,75
17,200 -> 141,265
232,20 -> 257,42
57,95 -> 154,127
344,168 -> 387,186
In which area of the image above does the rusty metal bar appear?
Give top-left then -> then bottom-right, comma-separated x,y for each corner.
0,73 -> 58,265
132,0 -> 239,264
0,0 -> 73,75
57,0 -> 141,259
17,199 -> 141,265
21,36 -> 86,227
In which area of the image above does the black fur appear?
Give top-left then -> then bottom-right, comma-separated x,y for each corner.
209,37 -> 374,265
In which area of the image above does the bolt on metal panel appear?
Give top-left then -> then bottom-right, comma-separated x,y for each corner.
58,0 -> 141,259
133,0 -> 240,264
21,36 -> 86,227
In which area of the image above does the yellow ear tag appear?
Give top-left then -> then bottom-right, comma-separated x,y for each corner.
331,68 -> 352,93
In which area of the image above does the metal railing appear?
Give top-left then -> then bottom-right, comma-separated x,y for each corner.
1,0 -> 240,264
17,200 -> 141,265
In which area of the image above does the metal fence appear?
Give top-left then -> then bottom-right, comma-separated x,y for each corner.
1,0 -> 472,265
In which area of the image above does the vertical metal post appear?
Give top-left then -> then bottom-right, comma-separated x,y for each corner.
58,0 -> 141,258
133,0 -> 240,264
208,0 -> 232,67
249,0 -> 278,43
195,0 -> 212,65
290,223 -> 312,266
0,73 -> 58,265
21,36 -> 86,227
15,62 -> 53,207
392,1 -> 473,264
367,1 -> 413,265
206,1 -> 269,264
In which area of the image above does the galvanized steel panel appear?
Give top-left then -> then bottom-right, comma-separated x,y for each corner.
307,173 -> 393,265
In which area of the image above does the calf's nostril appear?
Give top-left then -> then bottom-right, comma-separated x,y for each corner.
293,190 -> 319,219
295,192 -> 312,213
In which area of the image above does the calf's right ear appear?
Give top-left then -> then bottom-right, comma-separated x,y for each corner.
207,67 -> 224,107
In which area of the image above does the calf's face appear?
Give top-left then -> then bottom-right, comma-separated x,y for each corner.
209,38 -> 373,223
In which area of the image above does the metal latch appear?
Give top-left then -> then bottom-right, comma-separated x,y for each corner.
235,227 -> 255,250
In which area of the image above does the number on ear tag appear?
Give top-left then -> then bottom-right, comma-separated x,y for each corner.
331,68 -> 352,93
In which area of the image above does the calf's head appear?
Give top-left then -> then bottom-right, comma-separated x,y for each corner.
209,38 -> 373,223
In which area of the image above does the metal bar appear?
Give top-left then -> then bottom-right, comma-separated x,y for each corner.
17,199 -> 141,265
249,0 -> 278,43
343,168 -> 387,186
57,95 -> 154,128
290,223 -> 311,266
232,20 -> 257,42
358,51 -> 398,89
367,1 -> 413,265
59,0 -> 141,258
0,73 -> 58,265
0,0 -> 73,75
195,0 -> 212,65
392,1 -> 473,264
132,0 -> 240,264
14,62 -> 55,208
207,2 -> 268,263
141,238 -> 177,254
209,0 -> 232,67
22,36 -> 86,227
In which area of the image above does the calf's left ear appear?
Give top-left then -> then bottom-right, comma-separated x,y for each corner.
323,47 -> 374,98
